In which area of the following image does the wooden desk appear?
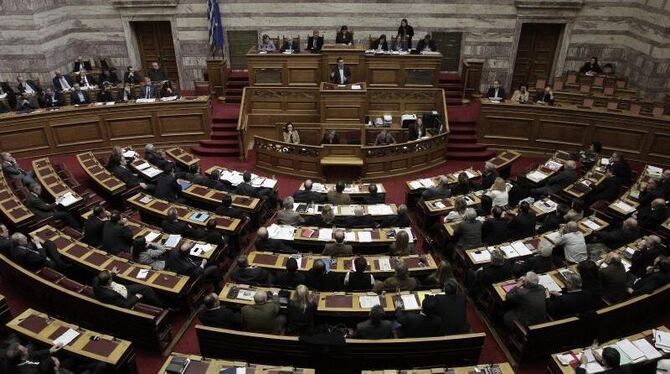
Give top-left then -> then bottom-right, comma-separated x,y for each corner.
297,182 -> 386,202
158,353 -> 315,374
607,165 -> 660,217
421,193 -> 481,217
0,171 -> 35,228
562,160 -> 608,199
363,363 -> 515,374
181,183 -> 261,214
478,99 -> 670,165
0,97 -> 211,158
406,168 -> 481,207
522,152 -> 569,186
32,157 -> 83,207
31,225 -> 191,297
268,225 -> 414,252
548,326 -> 669,374
203,165 -> 279,192
7,308 -> 136,371
76,152 -> 126,195
166,147 -> 200,170
247,251 -> 437,277
319,82 -> 368,123
293,203 -> 397,219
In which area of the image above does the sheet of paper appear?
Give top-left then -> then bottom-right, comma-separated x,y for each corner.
357,231 -> 372,242
59,192 -> 79,207
311,183 -> 326,193
632,338 -> 662,359
190,212 -> 210,222
164,234 -> 181,248
261,178 -> 277,188
500,245 -> 519,258
367,204 -> 393,215
144,231 -> 160,243
400,294 -> 420,310
359,295 -> 381,308
378,257 -> 392,271
465,169 -> 478,179
419,178 -> 434,188
613,201 -> 635,213
236,289 -> 255,301
137,268 -> 150,279
471,250 -> 491,263
144,167 -> 162,178
434,201 -> 446,209
122,150 -> 137,158
600,158 -> 610,166
511,241 -> 533,256
556,353 -> 577,366
267,224 -> 295,241
351,84 -> 362,90
527,170 -> 548,183
339,206 -> 355,215
134,161 -> 151,170
582,219 -> 601,231
538,274 -> 562,293
318,228 -> 333,241
139,195 -> 153,204
545,231 -> 562,243
616,339 -> 645,363
545,160 -> 563,171
53,328 -> 80,347
190,243 -> 213,256
654,329 -> 670,350
344,231 -> 356,242
409,181 -> 422,190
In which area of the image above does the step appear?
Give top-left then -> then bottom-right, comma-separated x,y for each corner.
211,124 -> 238,131
446,143 -> 489,152
446,98 -> 465,105
226,96 -> 242,103
227,80 -> 249,88
448,121 -> 477,127
225,88 -> 244,95
439,83 -> 463,90
439,72 -> 460,81
227,70 -> 249,79
199,139 -> 239,147
447,150 -> 497,161
449,126 -> 477,135
191,145 -> 240,156
444,91 -> 462,98
448,134 -> 478,143
211,131 -> 239,140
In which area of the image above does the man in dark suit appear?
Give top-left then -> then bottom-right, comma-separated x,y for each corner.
0,224 -> 11,255
382,204 -> 411,227
482,206 -> 511,245
321,130 -> 341,145
427,279 -> 470,334
599,252 -> 628,303
10,233 -> 68,270
538,203 -> 569,234
274,257 -> 306,288
629,256 -> 670,296
230,255 -> 272,285
508,201 -> 536,240
147,62 -> 169,82
144,144 -> 173,171
0,82 -> 18,111
93,270 -> 165,308
513,244 -> 553,277
479,161 -> 499,190
629,235 -> 665,278
16,94 -> 37,112
5,342 -> 63,374
590,217 -> 639,251
355,305 -> 394,339
468,249 -> 512,291
166,241 -> 222,291
608,152 -> 631,184
139,77 -> 157,99
52,71 -> 73,91
111,156 -> 144,188
362,183 -> 384,204
546,272 -> 594,318
306,30 -> 324,52
101,212 -> 133,255
281,37 -> 300,52
123,66 -> 142,84
534,85 -> 555,105
15,75 -> 41,97
202,219 -> 228,247
72,56 -> 92,72
531,160 -> 578,198
255,227 -> 296,253
588,170 -> 623,206
305,259 -> 340,291
421,176 -> 451,200
416,34 -> 437,52
293,179 -> 325,203
322,230 -> 353,257
215,194 -> 246,220
394,296 -> 443,338
198,292 -> 242,329
330,57 -> 351,85
486,80 -> 506,101
76,70 -> 97,88
635,198 -> 668,230
161,208 -> 202,238
25,184 -> 81,230
503,271 -> 547,329
235,171 -> 260,197
1,151 -> 36,186
41,88 -> 63,108
70,84 -> 90,105
346,206 -> 379,228
193,169 -> 226,190
96,84 -> 114,102
83,206 -> 109,247
153,166 -> 181,202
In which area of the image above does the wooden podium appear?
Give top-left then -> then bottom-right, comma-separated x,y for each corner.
319,82 -> 368,124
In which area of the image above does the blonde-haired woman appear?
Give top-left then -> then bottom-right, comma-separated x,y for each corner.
287,284 -> 316,334
388,230 -> 414,256
485,177 -> 510,208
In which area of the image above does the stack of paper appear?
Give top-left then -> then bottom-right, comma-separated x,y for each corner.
465,169 -> 478,179
613,201 -> 635,213
237,289 -> 256,301
139,195 -> 153,204
136,268 -> 150,279
144,231 -> 161,243
534,199 -> 558,213
135,161 -> 151,170
122,150 -> 138,158
311,183 -> 327,193
615,339 -> 645,363
351,84 -> 362,90
433,201 -> 446,209
600,158 -> 610,166
538,274 -> 562,293
164,235 -> 181,248
344,231 -> 356,242
190,243 -> 213,256
545,231 -> 562,244
359,295 -> 381,308
160,95 -> 178,102
267,224 -> 295,241
408,181 -> 423,189
527,170 -> 548,183
378,257 -> 392,271
654,329 -> 670,351
581,219 -> 601,231
339,206 -> 355,215
471,250 -> 491,263
144,167 -> 162,178
58,192 -> 80,207
400,294 -> 420,309
368,204 -> 393,215
511,241 -> 533,256
646,165 -> 663,178
53,328 -> 80,346
631,338 -> 662,359
261,178 -> 277,188
318,228 -> 333,241
500,245 -> 520,258
357,231 -> 372,242
556,352 -> 578,366
544,160 -> 563,171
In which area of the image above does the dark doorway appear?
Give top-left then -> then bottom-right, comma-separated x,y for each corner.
511,23 -> 563,91
132,21 -> 179,86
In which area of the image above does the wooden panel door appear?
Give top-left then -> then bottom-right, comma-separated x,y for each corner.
133,21 -> 179,87
431,32 -> 462,71
511,23 -> 563,91
228,30 -> 259,69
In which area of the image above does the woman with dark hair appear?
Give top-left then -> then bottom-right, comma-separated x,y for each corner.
132,237 -> 167,270
160,81 -> 179,98
336,25 -> 353,45
259,34 -> 276,52
451,172 -> 473,196
397,19 -> 414,48
282,122 -> 300,144
344,257 -> 375,291
579,57 -> 602,75
373,34 -> 389,51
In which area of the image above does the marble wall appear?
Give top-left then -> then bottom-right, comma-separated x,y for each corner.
0,0 -> 667,97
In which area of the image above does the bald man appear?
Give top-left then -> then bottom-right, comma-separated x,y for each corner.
629,235 -> 665,278
594,218 -> 640,251
241,291 -> 285,333
293,179 -> 325,203
254,227 -> 295,253
635,198 -> 668,230
322,229 -> 353,257
531,160 -> 577,198
421,176 -> 451,200
555,221 -> 587,264
1,152 -> 36,186
346,205 -> 378,228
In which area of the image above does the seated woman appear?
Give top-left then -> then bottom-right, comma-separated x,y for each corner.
579,57 -> 602,75
160,81 -> 179,98
451,172 -> 473,196
304,204 -> 335,227
390,34 -> 408,52
373,34 -> 389,51
336,25 -> 353,45
286,285 -> 317,335
388,230 -> 415,256
259,34 -> 276,52
510,84 -> 530,104
485,177 -> 510,208
282,122 -> 300,144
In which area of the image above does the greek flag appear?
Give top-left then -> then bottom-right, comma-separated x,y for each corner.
208,0 -> 225,52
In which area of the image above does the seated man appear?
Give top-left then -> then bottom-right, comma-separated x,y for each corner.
355,305 -> 394,339
215,194 -> 245,219
546,271 -> 594,318
599,252 -> 628,304
198,292 -> 242,329
629,256 -> 670,296
274,257 -> 306,288
513,242 -> 553,277
479,161 -> 499,190
346,206 -> 378,228
153,165 -> 181,202
16,93 -> 37,112
344,257 -> 375,291
482,206 -> 511,245
161,208 -> 203,238
5,342 -> 67,374
327,180 -> 351,205
109,155 -> 146,189
486,80 -> 506,101
93,270 -> 165,308
421,176 -> 451,200
230,255 -> 272,285
96,84 -> 114,102
124,66 -> 142,84
101,212 -> 133,255
363,183 -> 384,204
42,88 -> 64,108
383,263 -> 418,291
588,218 -> 640,256
538,203 -> 569,234
166,241 -> 222,292
306,30 -> 324,52
305,259 -> 340,292
503,271 -> 547,330
428,278 -> 470,334
374,129 -> 396,146
466,249 -> 511,292
1,151 -> 36,186
629,235 -> 665,279
453,208 -> 483,250
70,83 -> 91,105
10,233 -> 68,270
0,224 -> 11,255
280,36 -> 300,52
241,291 -> 285,333
147,62 -> 169,82
235,171 -> 261,198
534,85 -> 555,105
394,296 -> 442,338
323,229 -> 353,257
25,184 -> 81,230
145,144 -> 173,171
608,152 -> 631,184
277,196 -> 304,225
382,203 -> 410,227
293,179 -> 325,204
554,221 -> 588,265
507,201 -> 536,240
415,34 -> 437,52
193,169 -> 228,191
139,77 -> 157,99
530,160 -> 578,198
202,219 -> 228,247
52,71 -> 73,91
255,226 -> 295,253
635,198 -> 668,230
76,69 -> 97,89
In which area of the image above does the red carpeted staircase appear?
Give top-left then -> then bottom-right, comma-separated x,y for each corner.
446,101 -> 496,161
191,71 -> 249,157
439,72 -> 465,106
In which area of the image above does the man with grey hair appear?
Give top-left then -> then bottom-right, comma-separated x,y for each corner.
635,197 -> 669,230
144,143 -> 173,171
454,208 -> 483,250
293,179 -> 325,203
546,271 -> 595,318
1,151 -> 36,186
530,160 -> 577,198
480,160 -> 499,190
422,175 -> 451,200
277,196 -> 303,225
513,240 -> 553,276
503,271 -> 547,329
254,226 -> 295,253
383,203 -> 411,227
555,221 -> 587,264
347,205 -> 378,228
323,229 -> 353,257
241,290 -> 285,333
466,248 -> 512,292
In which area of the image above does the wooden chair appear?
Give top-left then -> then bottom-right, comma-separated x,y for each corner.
535,79 -> 546,90
607,101 -> 620,111
615,78 -> 627,89
652,106 -> 665,117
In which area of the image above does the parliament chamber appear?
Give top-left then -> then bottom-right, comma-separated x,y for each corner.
1,2 -> 670,374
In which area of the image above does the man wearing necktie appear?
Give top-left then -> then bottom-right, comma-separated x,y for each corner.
52,72 -> 72,91
141,77 -> 155,99
43,88 -> 62,108
330,57 -> 351,85
486,80 -> 506,102
70,83 -> 90,105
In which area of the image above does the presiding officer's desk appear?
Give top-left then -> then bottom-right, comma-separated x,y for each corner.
477,98 -> 670,165
159,353 -> 315,373
363,363 -> 515,374
0,96 -> 211,158
246,46 -> 442,87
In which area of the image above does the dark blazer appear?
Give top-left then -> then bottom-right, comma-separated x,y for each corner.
630,246 -> 666,278
455,220 -> 483,249
600,262 -> 628,303
592,176 -> 623,202
16,99 -> 37,112
235,182 -> 259,198
148,69 -> 169,82
101,221 -> 133,255
2,160 -> 26,180
538,212 -> 563,234
93,283 -> 138,308
609,160 -> 631,184
477,262 -> 512,287
76,74 -> 97,87
545,169 -> 577,192
165,250 -> 202,277
215,205 -> 245,220
330,65 -> 352,85
8,349 -> 56,374
26,193 -> 55,217
631,271 -> 670,296
274,271 -> 306,289
255,237 -> 295,254
16,80 -> 40,95
293,190 -> 325,204
397,25 -> 414,45
73,60 -> 92,72
154,174 -> 181,202
637,205 -> 669,230
372,39 -> 389,51
321,133 -> 341,144
421,186 -> 451,200
124,71 -> 142,84
346,272 -> 375,291
83,216 -> 105,247
10,243 -> 48,269
116,89 -> 136,102
52,75 -> 73,91
161,219 -> 195,238
112,165 -> 140,187
230,267 -> 271,285
96,90 -> 114,103
416,38 -> 437,52
198,306 -> 242,329
42,92 -> 63,108
306,36 -> 324,52
451,182 -> 473,196
382,213 -> 410,228
146,151 -> 172,171
515,255 -> 553,276
281,39 -> 300,52
287,301 -> 316,334
534,91 -> 555,105
70,90 -> 90,105
305,270 -> 340,292
505,283 -> 547,326
138,85 -> 157,99
335,32 -> 353,44
483,217 -> 510,245
546,290 -> 594,318
486,87 -> 506,100
355,320 -> 394,339
395,309 -> 442,338
598,226 -> 640,250
429,293 -> 470,334
508,212 -> 536,239
480,170 -> 499,190
0,82 -> 17,110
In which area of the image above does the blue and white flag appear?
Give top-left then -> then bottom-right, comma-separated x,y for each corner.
207,0 -> 225,52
